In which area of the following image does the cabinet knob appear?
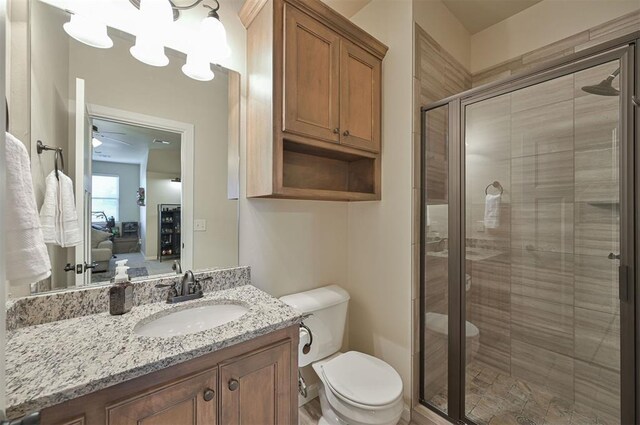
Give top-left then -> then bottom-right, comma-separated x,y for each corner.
343,130 -> 350,137
333,128 -> 340,134
203,388 -> 215,401
228,379 -> 239,391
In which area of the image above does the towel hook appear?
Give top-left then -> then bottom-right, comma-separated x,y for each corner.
37,140 -> 64,180
485,180 -> 503,195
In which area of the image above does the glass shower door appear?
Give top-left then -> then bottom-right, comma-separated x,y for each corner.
463,59 -> 624,425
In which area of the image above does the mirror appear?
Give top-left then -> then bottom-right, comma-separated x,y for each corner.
11,0 -> 240,296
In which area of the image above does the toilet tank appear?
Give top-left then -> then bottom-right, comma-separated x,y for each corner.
280,285 -> 350,367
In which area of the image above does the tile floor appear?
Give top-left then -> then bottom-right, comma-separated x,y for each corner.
427,361 -> 618,425
299,397 -> 411,425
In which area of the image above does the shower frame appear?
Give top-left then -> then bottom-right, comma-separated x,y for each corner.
418,32 -> 639,425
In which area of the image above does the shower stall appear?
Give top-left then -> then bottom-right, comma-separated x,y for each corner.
419,34 -> 638,425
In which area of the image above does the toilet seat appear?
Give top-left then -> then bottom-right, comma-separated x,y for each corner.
425,312 -> 479,337
320,351 -> 403,409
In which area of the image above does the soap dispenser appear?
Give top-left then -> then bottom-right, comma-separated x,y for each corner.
109,259 -> 133,315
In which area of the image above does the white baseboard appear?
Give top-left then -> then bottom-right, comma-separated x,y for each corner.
401,403 -> 411,422
298,383 -> 319,407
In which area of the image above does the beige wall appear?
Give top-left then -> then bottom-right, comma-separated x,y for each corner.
470,0 -> 640,73
347,0 -> 414,404
413,0 -> 471,71
6,0 -> 28,145
29,0 -> 72,292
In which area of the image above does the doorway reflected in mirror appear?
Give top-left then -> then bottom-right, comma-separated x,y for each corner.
89,119 -> 182,284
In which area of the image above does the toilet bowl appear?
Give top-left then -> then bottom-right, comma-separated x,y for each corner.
312,352 -> 404,425
423,312 -> 480,401
280,286 -> 404,425
425,312 -> 480,362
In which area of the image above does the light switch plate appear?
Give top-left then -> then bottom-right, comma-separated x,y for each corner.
194,219 -> 207,231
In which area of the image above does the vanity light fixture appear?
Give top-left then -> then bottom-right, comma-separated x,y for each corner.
63,0 -> 230,81
183,2 -> 229,81
63,12 -> 113,49
130,0 -> 173,67
198,2 -> 231,63
182,32 -> 215,81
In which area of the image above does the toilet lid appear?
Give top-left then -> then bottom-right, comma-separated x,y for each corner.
321,351 -> 403,407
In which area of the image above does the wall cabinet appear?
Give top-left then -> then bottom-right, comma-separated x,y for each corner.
41,326 -> 298,425
241,0 -> 387,201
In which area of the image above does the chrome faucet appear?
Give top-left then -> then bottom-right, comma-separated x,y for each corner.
180,270 -> 196,296
172,260 -> 182,274
155,270 -> 203,304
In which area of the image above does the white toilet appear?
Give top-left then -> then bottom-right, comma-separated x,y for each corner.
281,285 -> 404,425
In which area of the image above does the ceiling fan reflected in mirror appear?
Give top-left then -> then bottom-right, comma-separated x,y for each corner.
92,124 -> 132,148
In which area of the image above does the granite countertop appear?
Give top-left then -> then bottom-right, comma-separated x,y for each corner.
6,284 -> 302,418
426,247 -> 504,262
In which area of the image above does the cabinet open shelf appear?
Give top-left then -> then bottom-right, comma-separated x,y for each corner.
280,140 -> 379,201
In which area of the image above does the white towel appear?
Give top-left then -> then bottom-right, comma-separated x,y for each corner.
4,132 -> 52,285
484,193 -> 501,229
40,169 -> 82,247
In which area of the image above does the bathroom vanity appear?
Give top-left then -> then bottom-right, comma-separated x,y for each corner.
5,268 -> 301,425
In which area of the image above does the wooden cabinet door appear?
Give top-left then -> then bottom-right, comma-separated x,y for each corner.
339,40 -> 382,153
107,368 -> 217,425
219,342 -> 291,425
283,4 -> 341,144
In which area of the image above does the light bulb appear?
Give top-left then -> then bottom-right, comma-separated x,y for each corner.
131,0 -> 173,67
199,15 -> 231,63
63,13 -> 113,49
182,45 -> 215,81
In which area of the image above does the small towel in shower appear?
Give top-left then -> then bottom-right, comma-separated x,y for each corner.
484,193 -> 501,229
40,169 -> 82,247
4,132 -> 52,285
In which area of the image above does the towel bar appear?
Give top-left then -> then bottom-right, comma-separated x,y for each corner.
36,140 -> 64,180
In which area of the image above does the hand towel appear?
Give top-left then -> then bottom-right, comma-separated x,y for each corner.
484,193 -> 501,229
40,169 -> 82,247
4,132 -> 52,285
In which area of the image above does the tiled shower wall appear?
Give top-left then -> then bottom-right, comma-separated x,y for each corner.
464,12 -> 638,421
465,62 -> 621,421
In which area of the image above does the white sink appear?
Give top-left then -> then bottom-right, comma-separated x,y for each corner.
134,303 -> 249,338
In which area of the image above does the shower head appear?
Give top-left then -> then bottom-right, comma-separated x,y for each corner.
581,67 -> 620,96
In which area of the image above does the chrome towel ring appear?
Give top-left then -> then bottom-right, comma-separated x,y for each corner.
485,181 -> 503,195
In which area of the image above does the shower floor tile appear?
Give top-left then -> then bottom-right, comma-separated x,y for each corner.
426,360 -> 617,425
